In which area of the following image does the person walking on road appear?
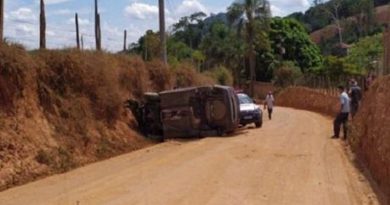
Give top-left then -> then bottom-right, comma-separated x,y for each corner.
333,86 -> 350,140
349,79 -> 362,118
264,91 -> 275,120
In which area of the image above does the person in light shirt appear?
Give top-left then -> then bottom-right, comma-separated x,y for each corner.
332,85 -> 350,140
264,91 -> 275,120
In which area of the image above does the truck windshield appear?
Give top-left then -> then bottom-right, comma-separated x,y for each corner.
238,94 -> 253,104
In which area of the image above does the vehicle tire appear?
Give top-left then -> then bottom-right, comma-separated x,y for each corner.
217,128 -> 225,136
255,120 -> 262,128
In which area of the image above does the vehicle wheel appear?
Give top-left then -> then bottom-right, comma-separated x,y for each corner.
217,128 -> 225,136
255,120 -> 262,128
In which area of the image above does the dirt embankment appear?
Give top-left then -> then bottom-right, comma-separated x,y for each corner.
0,43 -> 215,191
276,86 -> 339,116
277,84 -> 390,203
350,76 -> 390,202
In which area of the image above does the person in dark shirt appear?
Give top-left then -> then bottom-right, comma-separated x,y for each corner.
349,79 -> 362,119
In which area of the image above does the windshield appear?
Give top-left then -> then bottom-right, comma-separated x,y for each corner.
237,94 -> 253,104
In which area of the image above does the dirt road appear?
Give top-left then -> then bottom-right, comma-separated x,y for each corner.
0,107 -> 382,205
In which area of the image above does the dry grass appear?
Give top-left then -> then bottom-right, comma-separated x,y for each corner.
0,45 -> 216,191
276,87 -> 339,116
0,43 -> 36,114
350,76 -> 390,201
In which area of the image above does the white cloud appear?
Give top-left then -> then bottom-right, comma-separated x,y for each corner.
14,24 -> 37,36
52,9 -> 73,15
67,17 -> 90,26
270,5 -> 285,17
124,2 -> 159,20
35,0 -> 72,5
269,0 -> 310,8
47,30 -> 56,37
10,8 -> 36,22
269,0 -> 310,16
176,0 -> 208,16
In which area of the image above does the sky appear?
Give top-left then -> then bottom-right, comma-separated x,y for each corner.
3,0 -> 312,51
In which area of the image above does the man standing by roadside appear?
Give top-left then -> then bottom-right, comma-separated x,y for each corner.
349,79 -> 362,118
264,91 -> 275,120
333,86 -> 350,140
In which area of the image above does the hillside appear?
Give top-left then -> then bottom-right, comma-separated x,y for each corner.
310,5 -> 390,44
0,43 -> 215,191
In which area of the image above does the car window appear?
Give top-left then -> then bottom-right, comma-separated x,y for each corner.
238,94 -> 253,104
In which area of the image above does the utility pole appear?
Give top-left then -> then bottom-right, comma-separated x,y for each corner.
123,29 -> 127,52
75,13 -> 80,49
94,0 -> 101,50
0,0 -> 4,43
81,35 -> 84,50
384,26 -> 390,75
40,0 -> 46,49
159,0 -> 167,65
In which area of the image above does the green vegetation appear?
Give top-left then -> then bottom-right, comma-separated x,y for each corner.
346,34 -> 383,73
270,18 -> 323,72
128,0 -> 385,87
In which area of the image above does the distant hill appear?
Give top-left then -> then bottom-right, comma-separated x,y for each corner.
310,5 -> 390,44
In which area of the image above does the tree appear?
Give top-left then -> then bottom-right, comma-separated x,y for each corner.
200,22 -> 246,84
346,34 -> 383,74
173,12 -> 206,50
269,18 -> 323,72
318,0 -> 344,44
227,0 -> 271,96
130,30 -> 161,61
352,0 -> 375,37
167,38 -> 193,62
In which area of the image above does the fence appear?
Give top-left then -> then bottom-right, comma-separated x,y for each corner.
296,74 -> 368,91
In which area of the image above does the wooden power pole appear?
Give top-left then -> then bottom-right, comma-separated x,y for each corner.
0,0 -> 4,43
40,0 -> 46,49
81,35 -> 84,50
94,0 -> 101,51
123,29 -> 127,52
384,27 -> 390,75
159,0 -> 167,65
75,13 -> 80,49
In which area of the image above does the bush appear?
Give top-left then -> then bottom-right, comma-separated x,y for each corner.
206,66 -> 234,86
273,61 -> 302,87
173,63 -> 215,87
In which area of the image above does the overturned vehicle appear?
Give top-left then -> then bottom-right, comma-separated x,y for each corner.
126,86 -> 240,140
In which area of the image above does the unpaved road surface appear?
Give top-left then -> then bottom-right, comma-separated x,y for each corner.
0,107 -> 382,205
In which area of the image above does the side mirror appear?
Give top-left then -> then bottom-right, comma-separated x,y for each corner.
253,99 -> 257,104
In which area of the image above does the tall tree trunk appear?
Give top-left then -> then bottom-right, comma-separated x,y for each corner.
75,13 -> 80,49
159,0 -> 167,65
94,0 -> 101,51
40,0 -> 46,49
0,0 -> 4,43
81,35 -> 84,50
123,30 -> 127,52
336,20 -> 343,45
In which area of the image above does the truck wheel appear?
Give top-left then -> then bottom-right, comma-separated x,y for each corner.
255,120 -> 262,128
217,128 -> 225,136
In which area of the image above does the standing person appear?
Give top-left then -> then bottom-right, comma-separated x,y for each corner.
264,91 -> 275,120
349,79 -> 362,118
333,86 -> 350,140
